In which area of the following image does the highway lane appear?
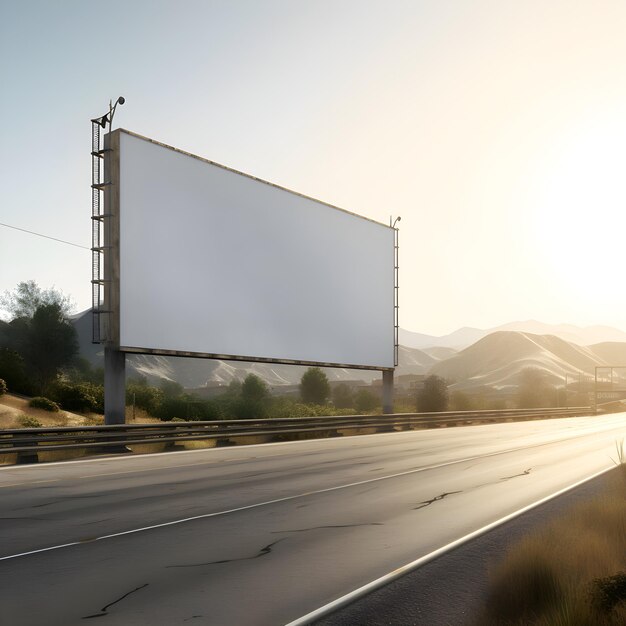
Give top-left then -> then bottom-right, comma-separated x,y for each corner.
0,413 -> 624,625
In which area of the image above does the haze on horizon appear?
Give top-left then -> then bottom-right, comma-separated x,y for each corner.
2,0 -> 626,336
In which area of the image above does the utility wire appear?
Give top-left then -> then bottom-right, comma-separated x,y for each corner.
0,222 -> 90,250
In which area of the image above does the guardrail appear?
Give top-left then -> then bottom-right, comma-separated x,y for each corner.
0,407 -> 593,464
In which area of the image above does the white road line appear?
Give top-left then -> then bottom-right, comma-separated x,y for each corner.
2,420 -> 622,487
0,429 -> 379,471
77,458 -> 240,479
283,465 -> 615,626
0,456 -> 266,484
0,443 -> 568,562
0,479 -> 58,488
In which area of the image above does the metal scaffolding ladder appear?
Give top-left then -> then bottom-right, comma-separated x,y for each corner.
90,121 -> 108,343
394,225 -> 399,367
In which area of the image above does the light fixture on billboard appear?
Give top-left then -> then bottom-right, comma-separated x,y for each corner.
91,96 -> 125,130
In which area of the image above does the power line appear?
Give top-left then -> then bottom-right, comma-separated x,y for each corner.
0,222 -> 90,250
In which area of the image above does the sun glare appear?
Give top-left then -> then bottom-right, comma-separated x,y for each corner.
532,118 -> 626,295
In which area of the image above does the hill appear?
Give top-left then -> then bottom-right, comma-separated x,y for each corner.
400,321 -> 626,350
587,341 -> 626,365
71,310 -> 436,389
428,331 -> 607,390
69,310 -> 626,392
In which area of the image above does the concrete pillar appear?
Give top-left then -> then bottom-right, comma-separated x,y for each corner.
104,347 -> 126,424
382,369 -> 394,414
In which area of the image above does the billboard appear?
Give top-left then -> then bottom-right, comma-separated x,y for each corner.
106,130 -> 395,369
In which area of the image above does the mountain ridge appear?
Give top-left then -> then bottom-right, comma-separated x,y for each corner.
400,321 -> 626,350
69,310 -> 626,392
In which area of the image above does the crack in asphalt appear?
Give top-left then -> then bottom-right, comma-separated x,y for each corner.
414,491 -> 463,510
500,467 -> 532,481
0,517 -> 52,521
82,583 -> 149,619
271,523 -> 383,534
165,539 -> 285,568
80,518 -> 114,526
30,495 -> 100,508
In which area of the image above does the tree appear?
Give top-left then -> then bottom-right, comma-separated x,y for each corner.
0,283 -> 78,393
450,390 -> 473,411
4,303 -> 79,394
517,368 -> 555,408
30,304 -> 79,392
241,374 -> 269,403
417,375 -> 449,412
355,388 -> 378,413
332,383 -> 354,409
159,379 -> 184,399
234,374 -> 270,419
0,348 -> 34,395
1,280 -> 74,321
300,367 -> 330,405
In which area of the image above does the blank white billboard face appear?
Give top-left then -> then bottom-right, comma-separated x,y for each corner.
117,131 -> 395,368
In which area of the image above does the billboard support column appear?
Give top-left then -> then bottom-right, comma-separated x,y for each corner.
104,347 -> 126,424
382,370 -> 394,414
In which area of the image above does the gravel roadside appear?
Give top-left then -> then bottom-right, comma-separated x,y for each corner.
315,468 -> 619,626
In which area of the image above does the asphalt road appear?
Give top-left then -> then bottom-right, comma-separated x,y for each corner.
1,413 -> 624,625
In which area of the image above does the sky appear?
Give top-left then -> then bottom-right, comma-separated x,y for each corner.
2,0 -> 626,336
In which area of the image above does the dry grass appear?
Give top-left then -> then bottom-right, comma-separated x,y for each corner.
477,468 -> 626,625
0,393 -> 94,428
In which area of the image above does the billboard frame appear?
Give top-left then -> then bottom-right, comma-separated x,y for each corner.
96,127 -> 399,422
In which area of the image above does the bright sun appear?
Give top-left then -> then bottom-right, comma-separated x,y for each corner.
531,119 -> 626,297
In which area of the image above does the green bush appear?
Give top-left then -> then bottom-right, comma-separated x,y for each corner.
268,396 -> 355,418
29,396 -> 60,412
0,378 -> 7,396
126,383 -> 164,415
50,381 -> 103,413
332,383 -> 354,409
154,395 -> 221,421
233,398 -> 268,419
0,348 -> 35,396
17,414 -> 42,428
354,389 -> 379,413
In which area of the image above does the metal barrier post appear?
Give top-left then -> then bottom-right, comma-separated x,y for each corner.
382,370 -> 394,414
104,347 -> 126,424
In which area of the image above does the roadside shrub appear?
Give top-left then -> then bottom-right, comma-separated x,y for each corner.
354,389 -> 379,413
268,396 -> 354,418
17,414 -> 42,428
186,399 -> 221,421
126,383 -> 164,415
154,396 -> 221,421
50,381 -> 103,413
484,555 -> 562,623
589,572 -> 626,614
153,397 -> 184,421
29,396 -> 60,412
0,378 -> 7,396
477,472 -> 626,625
332,383 -> 354,409
233,398 -> 268,419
